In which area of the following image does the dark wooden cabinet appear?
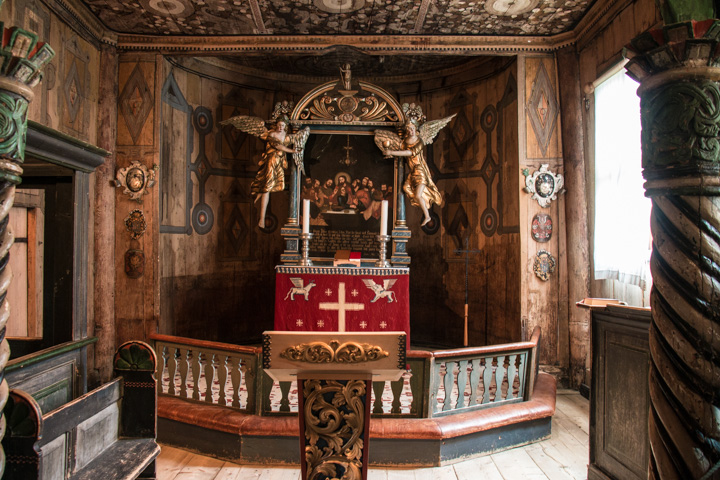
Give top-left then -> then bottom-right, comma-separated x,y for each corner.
589,305 -> 651,480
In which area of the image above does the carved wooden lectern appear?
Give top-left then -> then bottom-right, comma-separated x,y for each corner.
262,331 -> 407,480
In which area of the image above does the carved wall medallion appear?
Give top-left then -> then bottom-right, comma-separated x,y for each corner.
523,164 -> 564,207
124,209 -> 147,240
533,249 -> 556,281
124,249 -> 145,278
115,160 -> 157,202
280,340 -> 389,364
531,213 -> 553,243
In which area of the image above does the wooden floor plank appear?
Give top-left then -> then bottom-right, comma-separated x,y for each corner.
174,454 -> 225,480
491,448 -> 549,480
210,462 -> 245,480
453,455 -> 503,480
525,443 -> 582,480
413,464 -> 457,480
156,446 -> 196,480
385,468 -> 419,480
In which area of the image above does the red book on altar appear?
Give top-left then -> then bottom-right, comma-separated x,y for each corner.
333,250 -> 361,267
274,265 -> 410,347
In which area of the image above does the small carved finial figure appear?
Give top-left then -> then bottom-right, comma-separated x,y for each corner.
221,106 -> 310,229
374,104 -> 455,227
340,63 -> 352,90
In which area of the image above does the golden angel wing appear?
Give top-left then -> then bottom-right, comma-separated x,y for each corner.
290,127 -> 311,175
373,129 -> 403,152
418,113 -> 457,145
219,115 -> 268,137
289,277 -> 305,288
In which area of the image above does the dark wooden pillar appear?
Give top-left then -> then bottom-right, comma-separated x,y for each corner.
93,44 -> 118,383
557,46 -> 592,388
625,20 -> 720,478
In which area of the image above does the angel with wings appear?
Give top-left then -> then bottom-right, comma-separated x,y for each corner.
221,112 -> 310,229
375,105 -> 456,227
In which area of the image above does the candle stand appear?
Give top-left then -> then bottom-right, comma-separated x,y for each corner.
375,234 -> 391,268
299,232 -> 313,266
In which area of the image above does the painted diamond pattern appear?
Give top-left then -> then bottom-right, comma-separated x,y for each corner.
527,62 -> 558,157
119,63 -> 154,145
223,106 -> 249,157
451,109 -> 474,159
225,204 -> 248,253
64,60 -> 82,122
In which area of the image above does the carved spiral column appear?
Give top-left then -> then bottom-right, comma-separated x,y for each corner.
0,22 -> 55,474
625,21 -> 720,479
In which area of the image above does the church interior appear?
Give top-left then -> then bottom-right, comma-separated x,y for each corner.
0,0 -> 718,479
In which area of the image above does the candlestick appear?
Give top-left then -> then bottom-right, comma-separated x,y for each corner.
375,234 -> 390,268
302,199 -> 310,234
299,232 -> 313,266
380,200 -> 388,236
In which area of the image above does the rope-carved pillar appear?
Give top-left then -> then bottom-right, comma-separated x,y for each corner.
0,21 -> 54,475
625,21 -> 720,479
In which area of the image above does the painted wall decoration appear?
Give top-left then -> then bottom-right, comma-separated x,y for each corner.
60,36 -> 91,140
533,249 -> 556,281
531,213 -> 552,243
118,61 -> 154,146
527,61 -> 558,158
159,70 -> 192,234
523,164 -> 564,207
115,160 -> 157,202
216,86 -> 257,168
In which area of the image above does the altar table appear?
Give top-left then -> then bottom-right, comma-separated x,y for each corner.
274,265 -> 410,344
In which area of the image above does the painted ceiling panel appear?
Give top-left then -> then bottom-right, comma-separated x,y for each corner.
80,0 -> 595,37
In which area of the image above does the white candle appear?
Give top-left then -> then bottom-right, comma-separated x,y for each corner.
380,200 -> 388,236
302,199 -> 310,234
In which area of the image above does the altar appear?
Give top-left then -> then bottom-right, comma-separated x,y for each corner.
274,265 -> 410,345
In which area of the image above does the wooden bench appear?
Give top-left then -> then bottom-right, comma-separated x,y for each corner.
2,341 -> 160,479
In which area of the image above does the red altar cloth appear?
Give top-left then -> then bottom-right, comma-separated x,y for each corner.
274,266 -> 410,343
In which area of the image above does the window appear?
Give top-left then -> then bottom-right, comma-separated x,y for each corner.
593,66 -> 652,306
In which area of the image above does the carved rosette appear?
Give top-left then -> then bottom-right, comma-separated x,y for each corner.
626,20 -> 720,479
303,379 -> 367,480
280,340 -> 389,364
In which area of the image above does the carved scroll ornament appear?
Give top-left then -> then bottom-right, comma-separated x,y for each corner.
280,340 -> 389,364
304,378 -> 366,480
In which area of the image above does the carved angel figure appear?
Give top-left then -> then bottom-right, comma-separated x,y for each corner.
374,110 -> 456,227
221,114 -> 310,229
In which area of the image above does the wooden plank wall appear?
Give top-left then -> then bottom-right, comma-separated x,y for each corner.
397,59 -> 521,347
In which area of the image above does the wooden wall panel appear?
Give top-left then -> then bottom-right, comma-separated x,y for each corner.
520,55 -> 564,367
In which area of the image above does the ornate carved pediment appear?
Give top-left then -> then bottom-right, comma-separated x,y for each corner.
290,66 -> 403,128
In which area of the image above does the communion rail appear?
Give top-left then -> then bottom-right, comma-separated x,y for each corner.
150,327 -> 541,419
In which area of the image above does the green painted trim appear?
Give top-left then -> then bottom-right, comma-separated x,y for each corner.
6,337 -> 98,372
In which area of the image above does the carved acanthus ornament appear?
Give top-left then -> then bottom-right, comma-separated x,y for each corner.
280,340 -> 389,364
303,379 -> 366,480
291,65 -> 403,127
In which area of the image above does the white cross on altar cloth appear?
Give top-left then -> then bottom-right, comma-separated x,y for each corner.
318,282 -> 365,331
